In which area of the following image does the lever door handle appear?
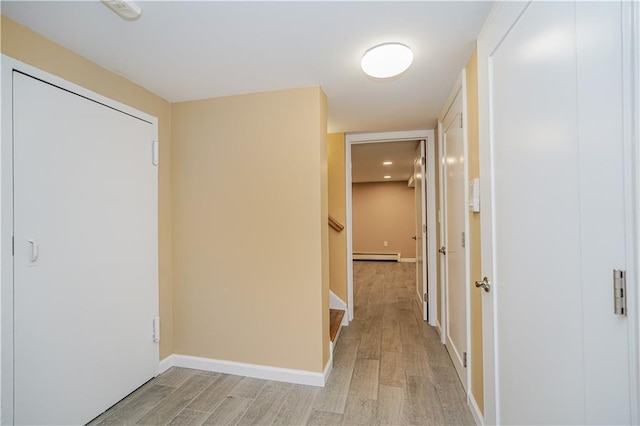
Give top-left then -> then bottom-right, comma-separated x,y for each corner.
475,277 -> 491,292
438,247 -> 447,255
412,236 -> 417,240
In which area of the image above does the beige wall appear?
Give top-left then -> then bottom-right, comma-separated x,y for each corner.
171,87 -> 329,372
1,16 -> 175,359
466,47 -> 484,413
352,181 -> 416,259
327,133 -> 348,303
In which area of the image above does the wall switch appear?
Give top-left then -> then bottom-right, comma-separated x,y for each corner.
384,241 -> 388,247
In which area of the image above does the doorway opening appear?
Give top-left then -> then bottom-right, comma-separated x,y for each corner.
345,130 -> 437,325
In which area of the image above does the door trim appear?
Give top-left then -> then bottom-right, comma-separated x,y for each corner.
345,130 -> 435,323
0,56 -> 160,424
438,70 -> 472,395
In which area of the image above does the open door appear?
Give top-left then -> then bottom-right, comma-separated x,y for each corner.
414,140 -> 428,321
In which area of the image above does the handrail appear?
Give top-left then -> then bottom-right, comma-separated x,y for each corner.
328,215 -> 345,232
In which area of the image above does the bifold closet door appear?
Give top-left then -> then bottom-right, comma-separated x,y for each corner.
13,72 -> 158,425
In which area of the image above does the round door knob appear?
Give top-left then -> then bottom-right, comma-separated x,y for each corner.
438,247 -> 447,255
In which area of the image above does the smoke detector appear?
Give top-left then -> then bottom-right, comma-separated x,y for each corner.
101,0 -> 142,21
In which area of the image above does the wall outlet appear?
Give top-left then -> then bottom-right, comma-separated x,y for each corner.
383,241 -> 388,247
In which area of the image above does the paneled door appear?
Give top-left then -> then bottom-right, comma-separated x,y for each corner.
479,2 -> 635,423
13,72 -> 158,425
442,90 -> 468,390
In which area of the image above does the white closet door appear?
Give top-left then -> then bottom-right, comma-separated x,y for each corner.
483,2 -> 631,423
13,72 -> 158,425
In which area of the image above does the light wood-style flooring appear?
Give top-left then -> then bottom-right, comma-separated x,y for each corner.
89,261 -> 474,425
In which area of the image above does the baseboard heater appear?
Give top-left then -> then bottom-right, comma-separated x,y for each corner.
353,252 -> 401,262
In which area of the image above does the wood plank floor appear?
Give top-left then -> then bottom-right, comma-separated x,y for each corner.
89,261 -> 474,425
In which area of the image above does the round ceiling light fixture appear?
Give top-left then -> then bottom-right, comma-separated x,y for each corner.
361,43 -> 414,79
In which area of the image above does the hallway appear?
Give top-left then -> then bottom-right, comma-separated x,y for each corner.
89,261 -> 473,425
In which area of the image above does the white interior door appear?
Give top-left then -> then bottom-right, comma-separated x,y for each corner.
13,72 -> 158,425
442,91 -> 468,390
478,2 -> 635,424
414,140 -> 427,321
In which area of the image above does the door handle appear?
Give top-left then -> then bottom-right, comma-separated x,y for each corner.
27,239 -> 39,264
475,277 -> 491,292
412,235 -> 417,240
439,246 -> 447,255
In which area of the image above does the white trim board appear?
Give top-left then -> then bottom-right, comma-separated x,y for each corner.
345,130 -> 436,324
469,392 -> 484,426
158,354 -> 331,387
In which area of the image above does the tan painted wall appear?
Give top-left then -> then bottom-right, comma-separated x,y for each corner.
171,87 -> 329,372
466,47 -> 484,413
1,16 -> 174,359
327,133 -> 348,303
352,181 -> 416,259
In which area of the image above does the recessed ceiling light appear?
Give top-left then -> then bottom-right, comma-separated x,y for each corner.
361,43 -> 413,79
383,161 -> 393,165
384,175 -> 392,179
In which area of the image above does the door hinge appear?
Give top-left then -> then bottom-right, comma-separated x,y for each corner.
613,270 -> 626,316
424,293 -> 428,301
461,232 -> 465,248
421,156 -> 426,166
423,224 -> 426,234
463,352 -> 468,368
152,316 -> 160,342
459,113 -> 463,128
152,140 -> 159,166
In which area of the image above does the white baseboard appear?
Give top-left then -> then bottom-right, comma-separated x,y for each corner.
435,319 -> 442,338
469,392 -> 484,425
329,290 -> 347,310
399,257 -> 416,263
159,355 -> 174,374
157,354 -> 330,387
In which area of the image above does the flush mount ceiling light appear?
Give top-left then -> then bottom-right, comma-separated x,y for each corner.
384,175 -> 392,179
101,0 -> 142,21
383,161 -> 393,165
361,43 -> 413,79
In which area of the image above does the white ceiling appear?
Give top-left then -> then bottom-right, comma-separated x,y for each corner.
352,140 -> 419,183
1,1 -> 493,134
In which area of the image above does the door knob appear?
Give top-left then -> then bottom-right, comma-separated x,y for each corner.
438,247 -> 447,255
412,235 -> 417,240
475,277 -> 491,292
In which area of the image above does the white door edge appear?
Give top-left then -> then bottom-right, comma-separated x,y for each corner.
0,55 -> 160,425
345,130 -> 434,323
426,137 -> 439,327
623,1 -> 640,422
437,121 -> 447,345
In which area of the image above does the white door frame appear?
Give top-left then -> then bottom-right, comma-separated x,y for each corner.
345,130 -> 437,325
438,70 -> 472,394
477,2 -> 640,423
0,56 -> 160,424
